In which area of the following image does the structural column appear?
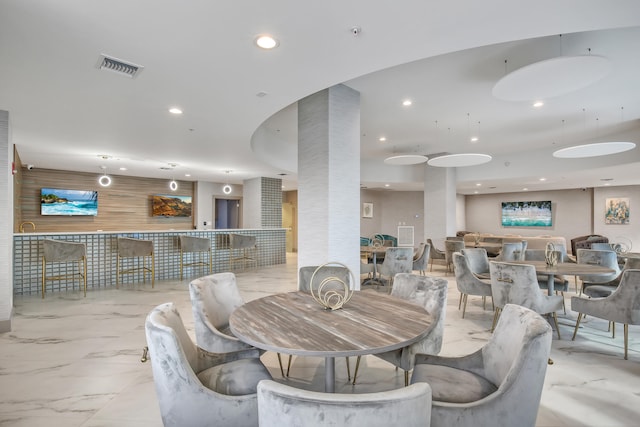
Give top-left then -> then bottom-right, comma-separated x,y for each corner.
0,110 -> 13,332
423,165 -> 457,245
298,85 -> 360,288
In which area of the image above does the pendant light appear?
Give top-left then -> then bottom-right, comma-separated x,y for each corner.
98,166 -> 111,187
222,170 -> 232,195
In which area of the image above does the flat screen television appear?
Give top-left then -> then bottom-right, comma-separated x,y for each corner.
501,200 -> 552,227
152,194 -> 192,217
41,188 -> 98,216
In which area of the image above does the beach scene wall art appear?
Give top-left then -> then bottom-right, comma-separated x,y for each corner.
41,188 -> 98,216
501,200 -> 552,227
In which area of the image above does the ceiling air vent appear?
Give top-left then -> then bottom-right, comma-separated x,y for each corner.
97,54 -> 144,78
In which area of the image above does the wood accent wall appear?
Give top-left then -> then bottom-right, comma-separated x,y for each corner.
17,168 -> 194,232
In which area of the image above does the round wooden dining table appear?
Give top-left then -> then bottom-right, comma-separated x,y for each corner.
229,290 -> 434,392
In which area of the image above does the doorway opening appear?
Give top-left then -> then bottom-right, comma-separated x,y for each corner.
215,197 -> 242,229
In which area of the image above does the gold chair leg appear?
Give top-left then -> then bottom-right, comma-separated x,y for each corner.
462,294 -> 468,319
458,292 -> 463,310
552,312 -> 561,339
41,257 -> 46,299
141,346 -> 149,362
491,307 -> 501,332
116,255 -> 120,289
572,313 -> 583,341
624,324 -> 629,360
352,355 -> 362,385
482,296 -> 486,310
346,357 -> 351,382
82,256 -> 87,297
286,354 -> 293,377
612,322 -> 616,339
276,353 -> 285,377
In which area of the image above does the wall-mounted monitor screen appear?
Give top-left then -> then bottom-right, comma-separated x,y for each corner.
501,200 -> 552,227
41,188 -> 98,216
152,194 -> 192,217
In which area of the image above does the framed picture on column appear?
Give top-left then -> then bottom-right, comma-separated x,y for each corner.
362,202 -> 373,218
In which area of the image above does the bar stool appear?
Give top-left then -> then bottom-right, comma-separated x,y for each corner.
41,239 -> 87,298
228,233 -> 258,270
116,237 -> 154,288
179,235 -> 212,279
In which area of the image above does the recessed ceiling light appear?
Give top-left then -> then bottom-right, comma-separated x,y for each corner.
474,191 -> 479,194
185,173 -> 191,177
523,188 -> 529,191
539,177 -> 546,181
379,137 -> 387,142
169,107 -> 183,115
255,35 -> 279,49
119,167 -> 127,171
533,101 -> 544,108
470,136 -> 479,142
476,183 -> 482,186
384,184 -> 390,187
402,99 -> 412,106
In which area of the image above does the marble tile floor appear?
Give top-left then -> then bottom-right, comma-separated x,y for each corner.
1,254 -> 639,426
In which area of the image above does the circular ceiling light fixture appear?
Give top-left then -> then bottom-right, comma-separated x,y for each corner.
98,166 -> 111,187
427,153 -> 492,167
255,35 -> 279,49
552,141 -> 636,158
169,107 -> 183,115
492,55 -> 610,101
169,180 -> 178,191
222,170 -> 232,194
384,154 -> 428,165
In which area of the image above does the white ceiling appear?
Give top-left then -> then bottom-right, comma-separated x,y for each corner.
1,1 -> 640,195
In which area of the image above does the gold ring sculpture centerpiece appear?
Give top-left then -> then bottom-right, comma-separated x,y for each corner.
309,262 -> 355,311
545,242 -> 558,267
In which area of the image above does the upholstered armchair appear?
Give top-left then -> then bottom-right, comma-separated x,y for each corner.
377,247 -> 413,289
489,261 -> 563,338
577,249 -> 621,294
145,302 -> 272,427
452,252 -> 493,318
413,242 -> 431,275
583,257 -> 640,298
571,269 -> 640,359
352,273 -> 448,386
571,234 -> 608,255
427,238 -> 446,271
444,240 -> 465,273
257,380 -> 432,427
524,249 -> 569,310
189,273 -> 285,375
494,242 -> 525,261
460,247 -> 490,277
411,304 -> 552,427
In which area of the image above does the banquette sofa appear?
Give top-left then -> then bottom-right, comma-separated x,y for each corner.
462,233 -> 568,255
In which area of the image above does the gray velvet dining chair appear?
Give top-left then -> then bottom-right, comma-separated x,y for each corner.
577,249 -> 621,295
444,240 -> 465,274
524,248 -> 569,313
583,257 -> 640,298
452,252 -> 493,318
352,273 -> 448,386
410,304 -> 552,427
427,238 -> 446,271
494,242 -> 524,261
460,247 -> 490,277
489,261 -> 564,338
571,269 -> 640,360
257,380 -> 432,427
377,247 -> 414,289
189,272 -> 286,376
145,302 -> 272,427
412,242 -> 431,275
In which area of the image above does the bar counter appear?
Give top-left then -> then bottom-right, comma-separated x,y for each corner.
13,229 -> 286,295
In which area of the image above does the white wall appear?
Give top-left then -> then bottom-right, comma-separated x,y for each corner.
463,188 -> 627,252
360,189 -> 424,243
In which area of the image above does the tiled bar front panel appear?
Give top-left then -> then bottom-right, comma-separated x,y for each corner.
13,229 -> 286,295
